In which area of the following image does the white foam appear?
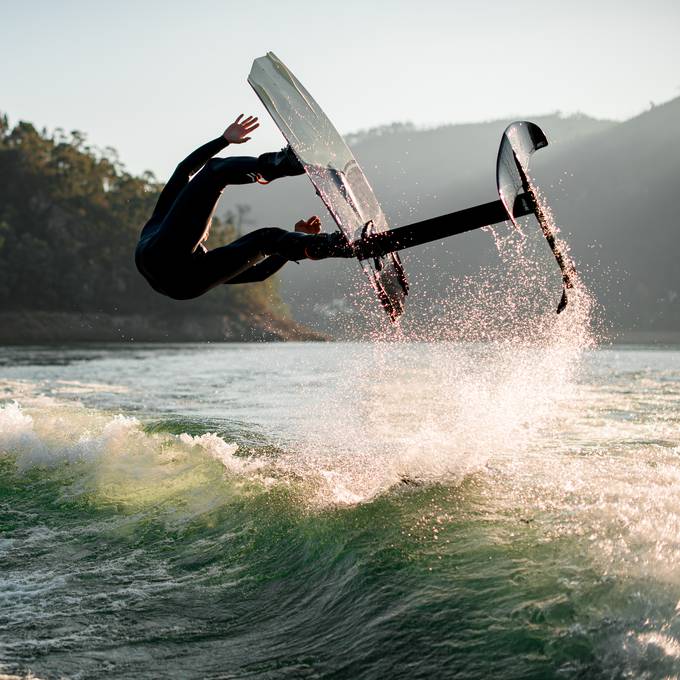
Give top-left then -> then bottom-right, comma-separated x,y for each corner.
0,402 -> 47,465
178,432 -> 259,473
597,629 -> 680,679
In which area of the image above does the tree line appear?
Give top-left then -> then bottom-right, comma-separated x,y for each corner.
0,114 -> 284,319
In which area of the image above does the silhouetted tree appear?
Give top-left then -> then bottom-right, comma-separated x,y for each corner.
0,115 -> 286,319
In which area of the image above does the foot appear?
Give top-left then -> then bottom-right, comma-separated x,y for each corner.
257,146 -> 305,182
270,231 -> 354,262
304,232 -> 354,260
271,232 -> 313,261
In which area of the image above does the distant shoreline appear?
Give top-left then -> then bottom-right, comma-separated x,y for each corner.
606,330 -> 680,346
1,311 -> 677,346
0,311 -> 326,344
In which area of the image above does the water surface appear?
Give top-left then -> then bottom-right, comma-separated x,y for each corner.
1,342 -> 679,679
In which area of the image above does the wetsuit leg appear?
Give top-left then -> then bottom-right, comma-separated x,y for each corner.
153,156 -> 262,255
187,228 -> 290,295
187,228 -> 352,296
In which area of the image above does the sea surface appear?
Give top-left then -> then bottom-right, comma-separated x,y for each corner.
1,341 -> 680,679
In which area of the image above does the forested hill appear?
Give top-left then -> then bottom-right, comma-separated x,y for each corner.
219,103 -> 680,339
0,115 -> 314,342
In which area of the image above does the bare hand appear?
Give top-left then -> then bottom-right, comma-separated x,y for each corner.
223,114 -> 259,144
294,216 -> 321,234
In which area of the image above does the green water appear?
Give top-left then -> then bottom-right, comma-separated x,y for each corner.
1,343 -> 680,679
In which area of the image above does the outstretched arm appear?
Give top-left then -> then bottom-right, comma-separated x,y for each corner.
151,115 -> 260,220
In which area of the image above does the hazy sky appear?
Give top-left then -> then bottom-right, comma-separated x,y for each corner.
3,0 -> 679,177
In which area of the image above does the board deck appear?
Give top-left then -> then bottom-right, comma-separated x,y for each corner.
248,52 -> 409,321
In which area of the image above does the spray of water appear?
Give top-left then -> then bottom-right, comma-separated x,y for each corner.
272,188 -> 598,505
0,170 -> 598,513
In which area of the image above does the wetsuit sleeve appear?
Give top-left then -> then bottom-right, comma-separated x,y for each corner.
151,136 -> 229,219
224,255 -> 288,284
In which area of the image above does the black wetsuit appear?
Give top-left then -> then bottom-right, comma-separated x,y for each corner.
135,138 -> 313,300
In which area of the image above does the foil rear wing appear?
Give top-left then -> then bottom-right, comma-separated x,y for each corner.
350,121 -> 575,313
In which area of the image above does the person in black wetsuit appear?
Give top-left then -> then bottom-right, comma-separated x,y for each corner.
135,114 -> 350,300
